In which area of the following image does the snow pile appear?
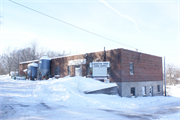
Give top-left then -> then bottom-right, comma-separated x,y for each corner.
30,76 -> 180,110
159,112 -> 180,120
0,75 -> 11,81
1,75 -> 180,119
31,76 -> 117,108
1,76 -> 180,110
167,85 -> 180,97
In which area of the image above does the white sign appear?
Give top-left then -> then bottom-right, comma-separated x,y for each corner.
68,59 -> 86,66
93,67 -> 107,76
90,62 -> 110,68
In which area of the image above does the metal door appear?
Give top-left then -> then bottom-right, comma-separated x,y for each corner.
75,65 -> 81,76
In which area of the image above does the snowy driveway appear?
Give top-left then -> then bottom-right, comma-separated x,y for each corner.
0,76 -> 180,120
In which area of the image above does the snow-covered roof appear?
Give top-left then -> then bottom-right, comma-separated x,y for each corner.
50,48 -> 158,60
20,48 -> 160,65
20,60 -> 39,64
50,48 -> 124,60
28,63 -> 38,67
40,55 -> 51,60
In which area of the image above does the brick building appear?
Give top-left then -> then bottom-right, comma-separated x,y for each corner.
19,48 -> 163,97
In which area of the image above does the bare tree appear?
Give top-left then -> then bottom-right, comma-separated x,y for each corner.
0,56 -> 6,75
166,64 -> 180,85
28,40 -> 39,60
0,40 -> 68,75
2,47 -> 14,76
46,50 -> 66,58
20,47 -> 32,62
11,49 -> 21,74
174,68 -> 180,84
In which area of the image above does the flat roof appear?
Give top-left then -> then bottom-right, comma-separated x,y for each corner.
20,48 -> 161,64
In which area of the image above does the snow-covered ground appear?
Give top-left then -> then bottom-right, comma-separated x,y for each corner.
0,75 -> 180,120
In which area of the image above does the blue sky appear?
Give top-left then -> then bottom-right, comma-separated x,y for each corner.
0,0 -> 179,67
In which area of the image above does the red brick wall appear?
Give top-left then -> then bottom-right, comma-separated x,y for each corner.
19,64 -> 28,76
19,48 -> 163,83
19,61 -> 39,76
51,54 -> 86,77
106,49 -> 122,82
120,49 -> 163,82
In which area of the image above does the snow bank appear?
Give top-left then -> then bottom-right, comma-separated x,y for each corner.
1,75 -> 180,111
167,85 -> 180,97
30,76 -> 180,110
159,112 -> 180,120
31,76 -> 117,108
0,75 -> 11,81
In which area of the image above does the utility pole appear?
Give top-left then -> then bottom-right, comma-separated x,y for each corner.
103,47 -> 106,61
18,52 -> 21,76
164,56 -> 166,96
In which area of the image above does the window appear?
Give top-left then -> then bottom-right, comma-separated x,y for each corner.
55,67 -> 60,75
68,66 -> 71,76
131,87 -> 135,96
107,67 -> 111,76
149,86 -> 153,96
157,85 -> 160,93
142,86 -> 146,96
130,62 -> 134,75
87,66 -> 91,75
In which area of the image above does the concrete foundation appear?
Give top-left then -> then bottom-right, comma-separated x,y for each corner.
116,81 -> 163,97
84,86 -> 117,95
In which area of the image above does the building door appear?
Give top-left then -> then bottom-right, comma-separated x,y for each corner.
149,86 -> 153,96
131,87 -> 135,96
142,86 -> 146,96
75,65 -> 81,76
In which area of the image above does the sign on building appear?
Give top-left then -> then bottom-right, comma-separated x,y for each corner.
90,62 -> 110,68
68,59 -> 86,66
90,62 -> 110,77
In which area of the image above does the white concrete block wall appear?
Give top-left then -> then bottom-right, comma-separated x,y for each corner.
116,81 -> 163,97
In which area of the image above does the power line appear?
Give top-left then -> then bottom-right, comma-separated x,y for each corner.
9,0 -> 139,50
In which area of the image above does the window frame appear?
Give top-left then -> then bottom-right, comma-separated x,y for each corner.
55,67 -> 60,75
131,87 -> 135,96
107,67 -> 111,76
68,66 -> 71,76
142,86 -> 146,96
130,62 -> 134,75
157,85 -> 160,93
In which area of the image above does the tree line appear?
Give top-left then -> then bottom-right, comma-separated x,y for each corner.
165,64 -> 180,85
0,40 -> 180,85
0,41 -> 67,75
